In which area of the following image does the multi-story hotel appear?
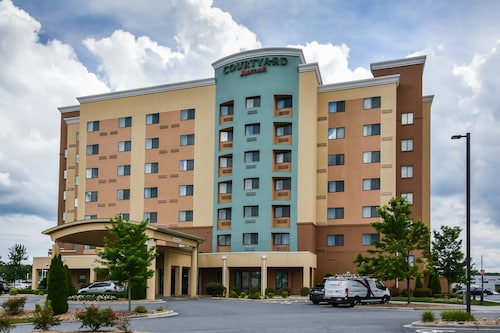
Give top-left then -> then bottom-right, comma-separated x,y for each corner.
33,47 -> 432,299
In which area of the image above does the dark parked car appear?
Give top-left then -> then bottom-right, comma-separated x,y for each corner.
0,280 -> 9,293
471,287 -> 493,296
309,284 -> 325,304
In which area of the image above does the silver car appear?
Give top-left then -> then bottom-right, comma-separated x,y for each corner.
77,281 -> 124,293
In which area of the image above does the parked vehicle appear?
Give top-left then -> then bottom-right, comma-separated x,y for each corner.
323,276 -> 390,307
77,281 -> 124,293
13,280 -> 32,289
0,280 -> 9,293
309,284 -> 325,304
471,287 -> 493,296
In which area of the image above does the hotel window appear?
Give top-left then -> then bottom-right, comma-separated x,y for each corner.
402,112 -> 414,125
275,178 -> 291,190
180,159 -> 194,171
244,178 -> 259,190
244,205 -> 259,218
245,123 -> 260,136
218,208 -> 232,220
328,154 -> 345,166
118,141 -> 131,152
218,234 -> 231,246
327,234 -> 344,246
144,212 -> 158,223
401,192 -> 414,204
362,233 -> 380,246
401,165 -> 414,178
401,139 -> 414,152
117,164 -> 131,176
144,162 -> 158,174
145,138 -> 159,149
363,178 -> 380,191
179,185 -> 194,196
363,124 -> 381,136
327,208 -> 344,219
218,182 -> 232,194
275,151 -> 291,164
328,127 -> 345,140
246,96 -> 261,108
86,144 -> 99,155
84,215 -> 97,220
219,155 -> 233,168
146,113 -> 159,124
276,95 -> 292,109
84,245 -> 97,250
363,151 -> 381,163
273,233 -> 290,245
87,120 -> 100,132
328,101 -> 345,113
179,210 -> 193,222
243,233 -> 258,245
276,123 -> 292,136
328,180 -> 344,193
120,213 -> 130,220
180,134 -> 195,146
85,168 -> 98,179
245,150 -> 260,163
117,189 -> 130,200
76,132 -> 80,142
362,206 -> 379,218
363,96 -> 381,109
75,176 -> 79,186
119,116 -> 132,128
75,154 -> 79,164
181,108 -> 195,120
144,187 -> 158,198
85,191 -> 98,202
220,101 -> 234,116
219,129 -> 233,142
274,205 -> 290,218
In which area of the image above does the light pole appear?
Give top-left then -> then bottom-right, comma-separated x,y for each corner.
451,132 -> 471,314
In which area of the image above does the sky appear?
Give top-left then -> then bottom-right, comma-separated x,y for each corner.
1,0 -> 499,273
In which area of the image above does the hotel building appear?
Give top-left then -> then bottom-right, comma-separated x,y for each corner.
33,47 -> 432,299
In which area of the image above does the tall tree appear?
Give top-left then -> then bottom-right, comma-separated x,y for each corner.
97,216 -> 157,311
5,244 -> 28,283
47,254 -> 68,315
431,225 -> 465,294
354,197 -> 430,304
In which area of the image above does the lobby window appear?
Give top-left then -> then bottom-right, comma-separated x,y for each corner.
145,138 -> 159,149
327,234 -> 344,246
144,212 -> 158,223
363,124 -> 381,136
219,129 -> 233,142
245,150 -> 260,163
117,189 -> 130,200
180,159 -> 194,171
144,187 -> 158,198
145,162 -> 158,174
218,208 -> 232,220
328,127 -> 345,140
328,154 -> 345,166
402,112 -> 414,125
401,139 -> 414,152
180,134 -> 195,146
118,141 -> 132,152
179,210 -> 193,222
362,206 -> 379,218
328,101 -> 345,113
179,185 -> 194,196
119,116 -> 132,128
275,178 -> 291,190
220,101 -> 234,116
244,178 -> 259,190
275,95 -> 292,109
146,113 -> 159,124
87,120 -> 100,132
273,233 -> 290,245
275,151 -> 291,164
401,192 -> 414,204
363,151 -> 381,163
86,144 -> 99,155
363,96 -> 381,109
328,180 -> 344,193
117,164 -> 131,176
274,205 -> 290,218
276,123 -> 292,136
363,178 -> 380,191
219,155 -> 233,168
362,233 -> 380,246
85,168 -> 98,179
245,123 -> 260,136
85,191 -> 98,202
218,182 -> 232,194
244,205 -> 259,218
120,213 -> 129,220
243,233 -> 258,245
84,215 -> 97,220
218,234 -> 231,246
327,207 -> 344,220
181,108 -> 195,120
401,165 -> 414,178
246,96 -> 261,108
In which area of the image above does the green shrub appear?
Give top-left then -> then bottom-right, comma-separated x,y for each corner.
421,311 -> 435,322
0,317 -> 14,333
388,286 -> 400,297
429,273 -> 442,296
47,254 -> 69,315
400,288 -> 413,297
433,293 -> 443,298
265,287 -> 275,295
413,288 -> 432,297
300,287 -> 310,296
33,300 -> 61,331
266,292 -> 275,299
248,292 -> 261,299
76,304 -> 116,331
239,292 -> 247,298
280,290 -> 289,298
134,305 -> 148,314
441,310 -> 475,321
205,282 -> 226,297
1,297 -> 27,315
229,290 -> 239,298
8,289 -> 18,296
131,279 -> 147,300
156,306 -> 164,312
415,276 -> 424,289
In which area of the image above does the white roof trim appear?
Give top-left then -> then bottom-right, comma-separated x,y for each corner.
212,47 -> 305,69
299,63 -> 323,86
370,55 -> 426,72
58,105 -> 80,113
318,74 -> 400,92
64,116 -> 80,125
423,95 -> 434,103
77,78 -> 215,104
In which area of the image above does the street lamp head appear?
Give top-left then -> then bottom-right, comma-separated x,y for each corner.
451,134 -> 465,140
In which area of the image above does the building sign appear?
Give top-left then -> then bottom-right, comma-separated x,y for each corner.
223,57 -> 288,77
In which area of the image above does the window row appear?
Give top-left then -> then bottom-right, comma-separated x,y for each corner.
326,233 -> 380,247
328,124 -> 380,140
217,177 -> 291,196
219,95 -> 292,116
217,205 -> 291,219
85,135 -> 195,155
327,206 -> 379,220
327,178 -> 380,192
86,211 -> 193,223
217,233 -> 291,246
328,97 -> 381,114
85,160 -> 194,178
84,185 -> 193,202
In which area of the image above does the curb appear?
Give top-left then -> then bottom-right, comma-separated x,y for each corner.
408,321 -> 500,330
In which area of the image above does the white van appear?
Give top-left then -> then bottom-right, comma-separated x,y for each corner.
323,276 -> 390,307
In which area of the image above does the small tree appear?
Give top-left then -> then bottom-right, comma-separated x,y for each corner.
429,273 -> 442,296
4,244 -> 29,283
97,216 -> 157,311
47,254 -> 68,315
